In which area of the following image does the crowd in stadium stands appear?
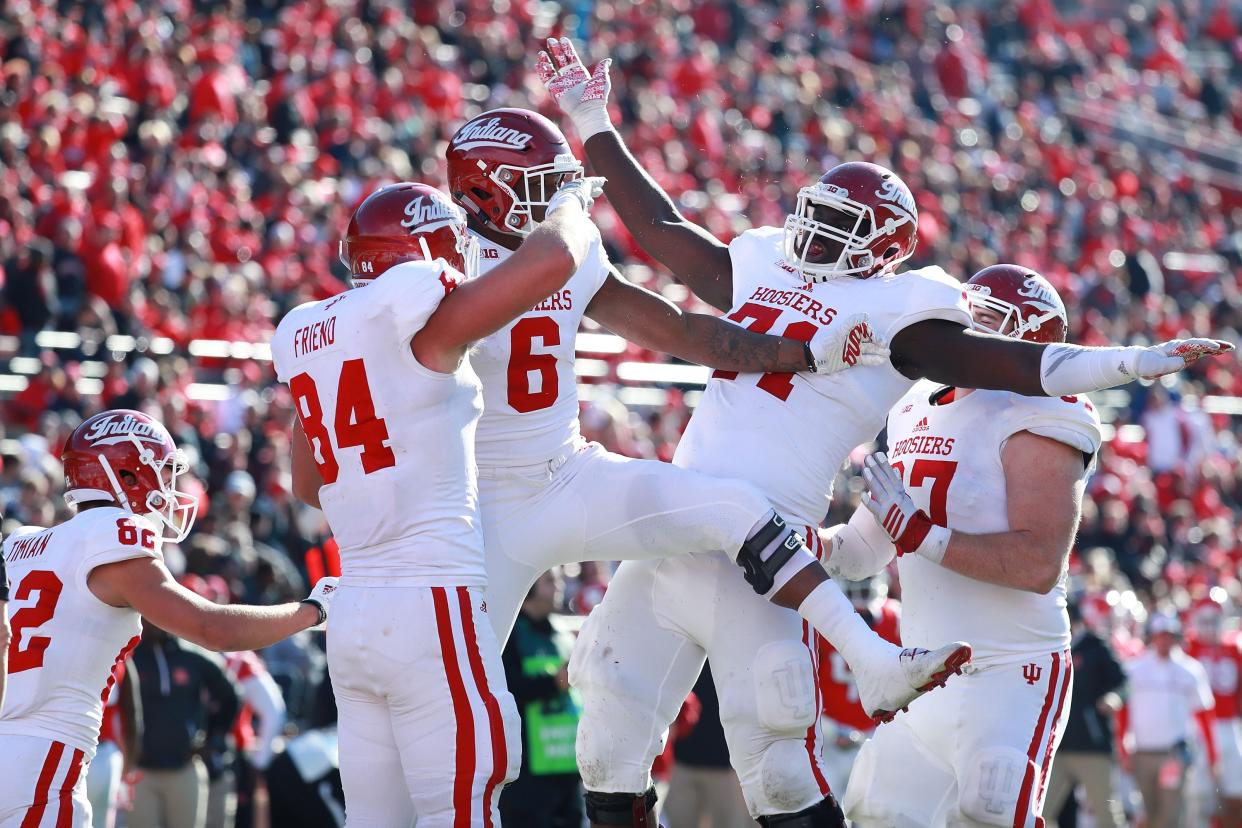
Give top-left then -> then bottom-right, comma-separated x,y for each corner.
2,0 -> 1242,823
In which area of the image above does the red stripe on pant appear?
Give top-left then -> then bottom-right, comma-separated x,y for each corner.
1034,650 -> 1073,812
21,740 -> 65,828
1012,651 -> 1062,828
56,749 -> 85,828
433,587 -> 476,828
800,621 -> 831,796
456,586 -> 507,828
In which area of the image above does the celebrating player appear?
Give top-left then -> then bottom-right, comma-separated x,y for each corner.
272,179 -> 597,825
538,38 -> 1232,827
826,266 -> 1099,826
0,408 -> 337,827
445,106 -> 894,644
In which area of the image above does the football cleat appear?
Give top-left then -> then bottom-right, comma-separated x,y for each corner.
856,642 -> 973,724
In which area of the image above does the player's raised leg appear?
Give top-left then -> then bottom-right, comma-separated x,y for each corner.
570,558 -> 707,827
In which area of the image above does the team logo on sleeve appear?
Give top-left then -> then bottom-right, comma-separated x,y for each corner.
82,413 -> 168,447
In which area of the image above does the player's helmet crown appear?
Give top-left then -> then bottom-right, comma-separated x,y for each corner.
784,161 -> 919,282
339,183 -> 479,286
965,265 -> 1068,344
447,107 -> 584,237
62,409 -> 198,542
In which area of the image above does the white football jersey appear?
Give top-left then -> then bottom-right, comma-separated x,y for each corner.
469,229 -> 610,466
674,226 -> 973,527
0,507 -> 155,756
887,380 -> 1102,658
271,261 -> 486,585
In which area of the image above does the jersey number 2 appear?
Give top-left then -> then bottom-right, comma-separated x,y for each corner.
508,316 -> 560,413
7,570 -> 63,674
711,302 -> 816,401
290,359 -> 397,484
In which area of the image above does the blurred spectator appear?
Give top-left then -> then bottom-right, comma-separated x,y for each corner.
1183,594 -> 1242,828
129,625 -> 240,828
1046,599 -> 1128,828
1120,613 -> 1217,828
499,570 -> 583,827
663,665 -> 751,828
85,656 -> 141,828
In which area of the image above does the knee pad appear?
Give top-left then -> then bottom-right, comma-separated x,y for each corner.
753,640 -> 819,732
957,747 -> 1035,827
753,739 -> 828,816
583,788 -> 657,827
756,795 -> 847,827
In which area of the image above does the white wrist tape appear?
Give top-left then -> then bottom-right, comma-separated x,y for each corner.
1039,344 -> 1144,396
573,109 -> 615,142
914,524 -> 952,566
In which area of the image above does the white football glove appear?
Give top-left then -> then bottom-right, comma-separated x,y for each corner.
546,175 -> 607,216
861,453 -> 950,564
809,313 -> 890,374
1135,338 -> 1234,380
536,37 -> 614,140
302,576 -> 338,631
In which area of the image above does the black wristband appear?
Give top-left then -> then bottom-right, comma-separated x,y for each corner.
300,599 -> 327,626
802,341 -> 817,373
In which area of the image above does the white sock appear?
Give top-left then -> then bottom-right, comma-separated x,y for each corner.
797,581 -> 898,665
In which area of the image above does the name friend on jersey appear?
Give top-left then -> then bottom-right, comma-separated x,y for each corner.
293,316 -> 338,358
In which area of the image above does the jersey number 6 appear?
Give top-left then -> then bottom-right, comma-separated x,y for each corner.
290,358 -> 397,485
508,316 -> 560,413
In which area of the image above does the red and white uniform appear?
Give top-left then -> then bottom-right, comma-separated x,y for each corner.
468,229 -> 780,644
843,381 -> 1101,827
271,261 -> 519,827
1186,633 -> 1242,796
223,652 -> 286,771
818,600 -> 901,794
85,661 -> 129,828
0,507 -> 155,827
570,226 -> 973,818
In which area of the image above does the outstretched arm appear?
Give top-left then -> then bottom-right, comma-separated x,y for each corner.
891,319 -> 1233,396
413,180 -> 599,372
538,38 -> 735,311
586,268 -> 886,373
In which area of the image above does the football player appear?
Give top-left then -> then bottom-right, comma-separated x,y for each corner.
0,408 -> 337,827
538,38 -> 1232,827
272,179 -> 596,826
817,574 -> 901,797
1184,593 -> 1242,827
1,544 -> 9,713
445,106 -> 896,645
825,265 -> 1099,826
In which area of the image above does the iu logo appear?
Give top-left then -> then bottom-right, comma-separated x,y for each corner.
1022,663 -> 1043,685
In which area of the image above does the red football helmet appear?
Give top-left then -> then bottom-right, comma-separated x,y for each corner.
447,107 -> 584,237
965,265 -> 1068,343
338,183 -> 478,285
63,409 -> 198,542
784,161 -> 919,281
1187,588 -> 1231,643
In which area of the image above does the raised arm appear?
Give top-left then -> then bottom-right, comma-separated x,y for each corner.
537,38 -> 735,311
89,555 -> 337,652
891,319 -> 1232,396
586,267 -> 887,374
413,180 -> 599,372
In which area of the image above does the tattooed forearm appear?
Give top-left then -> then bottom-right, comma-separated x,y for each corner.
686,313 -> 809,372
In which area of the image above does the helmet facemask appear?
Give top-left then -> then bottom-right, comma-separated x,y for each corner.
492,153 -> 584,236
783,183 -> 913,282
966,288 -> 1063,342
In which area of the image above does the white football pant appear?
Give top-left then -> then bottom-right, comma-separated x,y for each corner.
843,649 -> 1073,827
0,735 -> 92,827
328,583 -> 520,827
479,440 -> 773,644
